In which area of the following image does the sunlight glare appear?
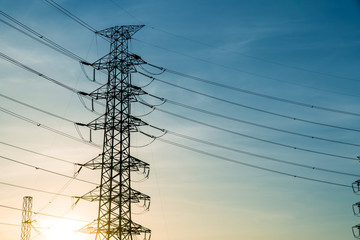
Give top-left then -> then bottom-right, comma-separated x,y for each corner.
43,220 -> 87,240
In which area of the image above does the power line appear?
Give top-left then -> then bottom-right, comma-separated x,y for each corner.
0,204 -> 89,223
0,137 -> 104,217
43,0 -> 109,43
0,106 -> 99,148
0,91 -> 105,148
146,26 -> 359,83
134,38 -> 360,98
161,130 -> 360,177
107,0 -> 143,24
3,50 -> 355,171
3,13 -> 356,143
148,106 -> 356,161
0,51 -> 105,109
153,138 -> 351,188
0,8 -> 111,90
141,98 -> 360,147
0,155 -> 97,185
144,66 -> 360,117
0,141 -> 75,165
44,0 -> 97,33
0,222 -> 21,227
0,10 -> 88,63
0,9 -> 110,87
138,73 -> 360,133
0,180 -> 73,198
104,2 -> 358,83
0,51 -> 78,92
0,57 -> 104,149
0,92 -> 75,124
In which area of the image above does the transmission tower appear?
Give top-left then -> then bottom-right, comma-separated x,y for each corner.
77,25 -> 151,240
20,196 -> 33,240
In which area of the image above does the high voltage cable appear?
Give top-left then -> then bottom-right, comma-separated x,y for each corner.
139,73 -> 360,133
148,107 -> 356,161
43,0 -> 109,42
0,51 -> 104,107
152,138 -> 351,188
0,90 -> 97,146
0,9 -> 108,82
0,106 -> 100,148
0,181 -> 73,198
107,0 -> 143,24
144,66 -> 360,117
0,178 -> 79,217
104,1 -> 358,83
11,86 -> 354,168
0,155 -> 97,185
146,26 -> 359,83
17,86 -> 352,149
134,38 -> 360,99
2,53 -> 356,159
3,0 -> 355,189
0,141 -> 74,165
139,96 -> 360,147
42,0 -> 359,95
161,130 -> 360,177
16,79 -> 353,162
4,1 -> 357,108
0,92 -> 74,123
44,0 -> 97,33
0,9 -> 110,81
0,204 -> 89,223
0,51 -> 78,92
0,222 -> 20,227
0,10 -> 87,63
0,92 -> 104,149
4,6 -> 355,126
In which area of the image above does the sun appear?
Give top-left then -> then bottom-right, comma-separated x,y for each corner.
43,220 -> 88,240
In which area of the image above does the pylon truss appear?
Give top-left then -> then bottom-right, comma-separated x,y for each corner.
77,25 -> 150,240
21,196 -> 33,240
90,26 -> 145,73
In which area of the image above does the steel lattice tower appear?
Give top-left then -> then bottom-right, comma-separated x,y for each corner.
20,196 -> 33,240
78,25 -> 151,240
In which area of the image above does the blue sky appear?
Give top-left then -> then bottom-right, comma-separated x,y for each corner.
0,0 -> 360,240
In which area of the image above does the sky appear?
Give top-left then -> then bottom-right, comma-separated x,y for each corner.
0,0 -> 360,240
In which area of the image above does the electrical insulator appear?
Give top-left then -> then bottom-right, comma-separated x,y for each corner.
353,224 -> 360,238
352,180 -> 360,194
353,202 -> 360,216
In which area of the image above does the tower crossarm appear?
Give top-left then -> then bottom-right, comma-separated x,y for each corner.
129,155 -> 150,176
78,154 -> 149,177
76,115 -> 150,132
79,219 -> 151,240
91,53 -> 146,72
96,25 -> 144,39
76,184 -> 150,213
129,221 -> 151,237
78,82 -> 148,102
77,153 -> 103,170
